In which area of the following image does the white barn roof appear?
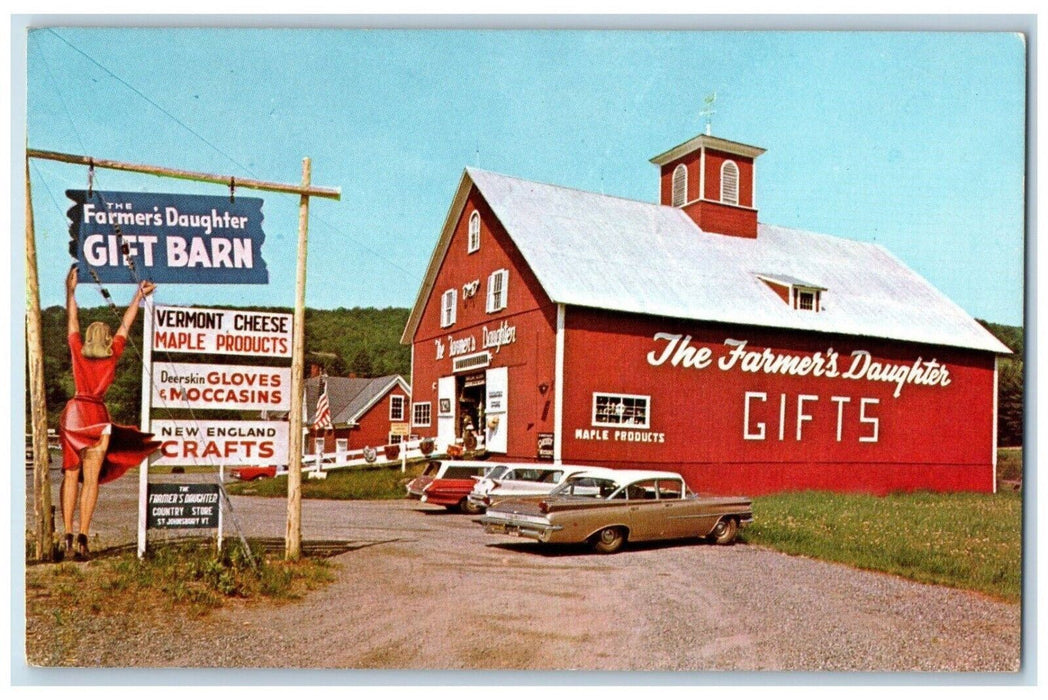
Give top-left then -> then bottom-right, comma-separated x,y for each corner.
405,168 -> 1009,355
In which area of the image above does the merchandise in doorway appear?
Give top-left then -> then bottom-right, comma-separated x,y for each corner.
458,373 -> 486,451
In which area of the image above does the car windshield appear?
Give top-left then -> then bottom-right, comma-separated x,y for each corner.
550,476 -> 623,499
485,465 -> 509,480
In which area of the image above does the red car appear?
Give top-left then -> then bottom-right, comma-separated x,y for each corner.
407,460 -> 497,514
230,465 -> 278,481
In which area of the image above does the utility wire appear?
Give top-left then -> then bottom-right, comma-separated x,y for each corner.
40,28 -> 422,285
44,29 -> 255,177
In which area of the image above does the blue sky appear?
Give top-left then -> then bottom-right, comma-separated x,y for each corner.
21,27 -> 1027,325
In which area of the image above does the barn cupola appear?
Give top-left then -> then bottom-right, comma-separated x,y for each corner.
650,133 -> 765,239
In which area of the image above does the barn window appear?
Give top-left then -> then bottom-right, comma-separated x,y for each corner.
440,288 -> 457,327
592,393 -> 650,429
486,268 -> 509,313
413,402 -> 432,427
671,164 -> 687,207
721,160 -> 739,205
467,210 -> 481,253
792,287 -> 822,312
389,395 -> 405,421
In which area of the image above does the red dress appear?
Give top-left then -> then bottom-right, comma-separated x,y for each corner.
59,332 -> 161,484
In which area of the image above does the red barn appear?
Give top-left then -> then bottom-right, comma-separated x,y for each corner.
303,375 -> 411,454
402,132 -> 1010,495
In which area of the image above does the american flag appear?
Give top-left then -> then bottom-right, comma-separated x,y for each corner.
313,378 -> 333,431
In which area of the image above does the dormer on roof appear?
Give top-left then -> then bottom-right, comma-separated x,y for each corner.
756,273 -> 827,312
650,133 -> 765,239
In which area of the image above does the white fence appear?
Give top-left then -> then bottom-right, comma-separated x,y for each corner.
291,437 -> 436,479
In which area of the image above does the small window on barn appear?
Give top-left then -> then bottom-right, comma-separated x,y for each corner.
671,164 -> 687,207
486,269 -> 509,313
467,210 -> 481,254
389,395 -> 405,421
413,402 -> 432,427
592,393 -> 651,429
721,160 -> 739,206
440,288 -> 457,327
792,287 -> 822,312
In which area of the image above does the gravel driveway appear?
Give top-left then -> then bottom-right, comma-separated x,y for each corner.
24,469 -> 1022,673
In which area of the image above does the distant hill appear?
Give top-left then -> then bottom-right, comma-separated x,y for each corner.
978,320 -> 1024,448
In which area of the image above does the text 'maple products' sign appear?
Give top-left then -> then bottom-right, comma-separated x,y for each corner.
151,420 -> 290,467
67,190 -> 268,284
152,362 -> 291,411
153,305 -> 292,358
146,483 -> 220,529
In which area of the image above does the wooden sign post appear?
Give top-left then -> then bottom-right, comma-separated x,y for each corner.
25,155 -> 55,562
25,148 -> 339,563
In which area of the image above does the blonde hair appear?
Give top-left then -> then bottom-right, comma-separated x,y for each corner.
82,322 -> 113,359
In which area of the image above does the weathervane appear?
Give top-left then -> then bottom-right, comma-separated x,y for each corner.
700,92 -> 717,135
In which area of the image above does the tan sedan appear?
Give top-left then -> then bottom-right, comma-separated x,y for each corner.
480,469 -> 753,553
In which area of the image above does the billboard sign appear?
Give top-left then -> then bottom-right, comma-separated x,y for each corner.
67,189 -> 268,284
153,305 -> 292,358
152,362 -> 291,411
151,420 -> 289,466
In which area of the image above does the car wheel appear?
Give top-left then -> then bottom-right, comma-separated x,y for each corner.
709,518 -> 738,545
460,498 -> 483,515
592,526 -> 626,554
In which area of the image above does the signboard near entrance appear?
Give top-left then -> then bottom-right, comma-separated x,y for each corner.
146,483 -> 220,529
537,432 -> 554,460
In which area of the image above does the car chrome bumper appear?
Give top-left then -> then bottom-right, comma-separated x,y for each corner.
481,517 -> 562,542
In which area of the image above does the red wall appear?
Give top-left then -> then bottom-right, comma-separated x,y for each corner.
703,148 -> 754,207
682,200 -> 759,239
659,152 -> 702,204
410,186 -> 559,459
307,387 -> 411,452
353,388 -> 411,449
660,148 -> 758,238
559,308 -> 997,495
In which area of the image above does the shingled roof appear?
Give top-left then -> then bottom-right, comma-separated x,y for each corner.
404,168 -> 1009,355
303,375 -> 410,426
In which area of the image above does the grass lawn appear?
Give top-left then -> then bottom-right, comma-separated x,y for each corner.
27,539 -> 333,617
225,460 -> 429,500
746,487 -> 1023,603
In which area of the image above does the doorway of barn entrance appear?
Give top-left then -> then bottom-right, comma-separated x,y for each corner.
458,373 -> 485,450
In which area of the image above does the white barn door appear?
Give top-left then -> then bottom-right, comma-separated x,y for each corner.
437,376 -> 456,451
485,367 -> 508,453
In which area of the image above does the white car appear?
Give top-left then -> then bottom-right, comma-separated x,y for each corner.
467,464 -> 612,512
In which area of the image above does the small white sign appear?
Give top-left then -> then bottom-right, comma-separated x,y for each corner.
152,305 -> 292,358
151,420 -> 289,467
152,362 -> 291,411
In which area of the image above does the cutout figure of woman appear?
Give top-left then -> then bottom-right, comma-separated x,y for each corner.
59,265 -> 161,560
